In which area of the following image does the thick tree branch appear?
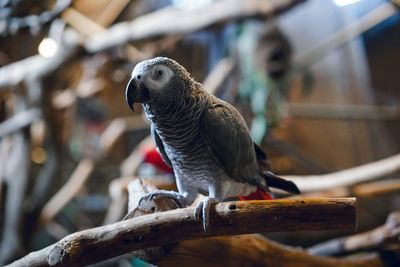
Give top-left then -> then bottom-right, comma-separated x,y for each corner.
8,197 -> 356,267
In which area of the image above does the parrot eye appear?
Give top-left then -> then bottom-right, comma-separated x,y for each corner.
156,69 -> 164,77
147,65 -> 173,89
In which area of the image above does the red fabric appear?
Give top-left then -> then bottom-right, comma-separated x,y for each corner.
142,147 -> 173,173
239,188 -> 273,201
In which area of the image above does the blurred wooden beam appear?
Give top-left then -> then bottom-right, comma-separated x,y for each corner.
120,136 -> 152,177
0,108 -> 41,137
0,0 -> 305,90
39,159 -> 94,224
308,212 -> 400,256
0,42 -> 78,89
352,178 -> 400,197
62,8 -> 104,35
85,0 -> 307,53
285,153 -> 400,193
203,58 -> 235,95
62,6 -> 148,60
288,103 -> 400,120
8,197 -> 356,267
100,116 -> 149,156
296,1 -> 398,66
95,0 -> 131,27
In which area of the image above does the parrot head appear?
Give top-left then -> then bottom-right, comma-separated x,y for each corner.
125,57 -> 193,111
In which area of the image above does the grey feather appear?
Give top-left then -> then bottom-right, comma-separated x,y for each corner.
199,95 -> 266,189
151,123 -> 172,168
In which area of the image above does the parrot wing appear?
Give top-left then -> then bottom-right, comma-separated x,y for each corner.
151,123 -> 172,167
253,138 -> 300,194
253,142 -> 272,170
199,99 -> 265,187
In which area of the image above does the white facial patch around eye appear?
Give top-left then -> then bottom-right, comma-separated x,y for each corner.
147,65 -> 174,90
131,61 -> 147,79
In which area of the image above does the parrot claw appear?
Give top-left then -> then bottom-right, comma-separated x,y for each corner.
194,197 -> 217,234
138,190 -> 186,211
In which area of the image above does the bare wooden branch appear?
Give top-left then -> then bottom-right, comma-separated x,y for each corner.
0,38 -> 79,88
39,159 -> 94,224
8,197 -> 356,267
159,234 -> 384,267
203,58 -> 235,95
112,177 -> 180,261
284,153 -> 400,193
0,0 -> 306,90
289,178 -> 400,199
85,0 -> 307,53
27,130 -> 59,213
120,136 -> 153,177
100,116 -> 149,156
308,212 -> 400,256
103,176 -> 176,225
352,179 -> 400,197
296,1 -> 397,66
102,176 -> 132,225
0,93 -> 31,265
0,108 -> 41,137
100,119 -> 128,156
62,7 -> 149,61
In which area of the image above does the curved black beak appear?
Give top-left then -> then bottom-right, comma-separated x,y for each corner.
125,78 -> 137,111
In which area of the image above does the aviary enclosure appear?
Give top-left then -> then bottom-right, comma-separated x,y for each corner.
0,0 -> 399,266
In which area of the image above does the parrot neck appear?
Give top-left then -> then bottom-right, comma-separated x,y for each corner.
143,88 -> 210,144
143,86 -> 209,125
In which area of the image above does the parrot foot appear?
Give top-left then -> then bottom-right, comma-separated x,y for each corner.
194,197 -> 218,234
138,190 -> 186,211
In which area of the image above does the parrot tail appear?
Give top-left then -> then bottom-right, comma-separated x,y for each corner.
262,171 -> 301,194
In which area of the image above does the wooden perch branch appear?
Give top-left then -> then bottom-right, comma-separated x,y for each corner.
85,0 -> 306,53
284,153 -> 400,193
8,198 -> 356,267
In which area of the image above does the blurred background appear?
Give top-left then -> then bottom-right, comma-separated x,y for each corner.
1,0 -> 400,266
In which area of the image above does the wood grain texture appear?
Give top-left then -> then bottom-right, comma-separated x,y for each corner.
7,198 -> 356,267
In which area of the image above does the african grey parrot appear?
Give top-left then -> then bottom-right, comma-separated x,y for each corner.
125,57 -> 300,232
